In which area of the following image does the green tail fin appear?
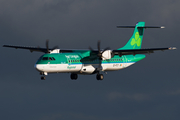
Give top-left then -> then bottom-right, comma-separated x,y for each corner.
118,22 -> 145,50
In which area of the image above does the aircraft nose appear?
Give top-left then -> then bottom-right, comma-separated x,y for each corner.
35,64 -> 43,71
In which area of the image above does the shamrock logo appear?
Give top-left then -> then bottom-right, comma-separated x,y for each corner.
131,32 -> 141,49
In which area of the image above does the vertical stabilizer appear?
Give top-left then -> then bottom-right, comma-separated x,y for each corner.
118,22 -> 145,50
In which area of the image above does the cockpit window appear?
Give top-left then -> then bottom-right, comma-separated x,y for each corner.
42,57 -> 48,60
52,57 -> 55,60
49,57 -> 52,60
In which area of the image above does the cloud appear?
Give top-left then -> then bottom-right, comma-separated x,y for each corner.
107,89 -> 180,102
107,92 -> 150,101
38,112 -> 113,120
168,89 -> 180,95
39,113 -> 62,120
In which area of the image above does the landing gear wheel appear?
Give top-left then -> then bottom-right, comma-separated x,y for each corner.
41,76 -> 46,80
96,74 -> 103,80
71,73 -> 78,80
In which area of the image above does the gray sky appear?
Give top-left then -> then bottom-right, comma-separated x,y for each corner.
1,0 -> 179,120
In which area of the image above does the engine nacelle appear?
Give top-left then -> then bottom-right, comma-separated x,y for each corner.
50,49 -> 60,53
80,65 -> 96,74
102,50 -> 112,60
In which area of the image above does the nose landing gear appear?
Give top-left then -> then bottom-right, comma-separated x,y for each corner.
40,72 -> 48,80
41,76 -> 46,80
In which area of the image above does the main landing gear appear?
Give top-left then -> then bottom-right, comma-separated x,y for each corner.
70,73 -> 104,80
96,74 -> 104,80
71,73 -> 78,80
39,72 -> 104,80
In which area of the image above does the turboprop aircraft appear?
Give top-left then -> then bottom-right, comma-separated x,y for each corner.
3,22 -> 176,80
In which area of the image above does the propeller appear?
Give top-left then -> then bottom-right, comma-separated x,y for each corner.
89,41 -> 110,71
89,41 -> 110,59
43,39 -> 59,53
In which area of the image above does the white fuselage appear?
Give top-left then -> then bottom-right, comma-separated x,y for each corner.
35,62 -> 135,74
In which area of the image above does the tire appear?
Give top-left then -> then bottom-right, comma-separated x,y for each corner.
41,76 -> 45,80
96,74 -> 103,80
71,73 -> 78,80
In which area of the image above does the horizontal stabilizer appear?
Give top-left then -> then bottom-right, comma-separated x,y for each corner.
117,26 -> 165,29
169,47 -> 177,50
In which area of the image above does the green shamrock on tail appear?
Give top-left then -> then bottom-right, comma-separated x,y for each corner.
131,32 -> 141,49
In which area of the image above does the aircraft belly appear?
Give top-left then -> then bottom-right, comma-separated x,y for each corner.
102,63 -> 123,71
102,62 -> 135,71
36,64 -> 82,73
36,62 -> 135,73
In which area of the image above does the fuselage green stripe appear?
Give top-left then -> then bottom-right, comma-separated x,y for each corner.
36,53 -> 145,65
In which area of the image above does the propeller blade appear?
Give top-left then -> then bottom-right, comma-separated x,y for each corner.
88,41 -> 110,72
46,39 -> 49,53
98,60 -> 101,70
98,40 -> 101,53
89,46 -> 95,51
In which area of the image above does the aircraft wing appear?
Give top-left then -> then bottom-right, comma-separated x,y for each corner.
112,47 -> 176,56
3,45 -> 74,53
3,45 -> 176,55
3,45 -> 48,53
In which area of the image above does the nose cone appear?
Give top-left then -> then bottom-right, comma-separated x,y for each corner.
35,64 -> 43,72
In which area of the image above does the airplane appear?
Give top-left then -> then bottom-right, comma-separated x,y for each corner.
3,22 -> 176,80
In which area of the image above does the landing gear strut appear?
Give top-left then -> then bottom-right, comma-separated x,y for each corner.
71,73 -> 78,80
96,74 -> 103,80
40,72 -> 47,80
